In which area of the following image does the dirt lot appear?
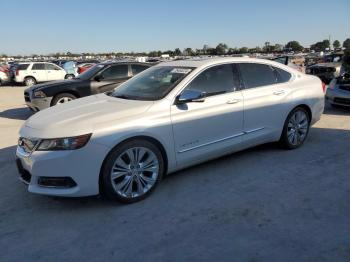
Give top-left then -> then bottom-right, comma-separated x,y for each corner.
1,86 -> 350,262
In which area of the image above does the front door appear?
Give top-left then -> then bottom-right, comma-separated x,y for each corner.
171,64 -> 244,166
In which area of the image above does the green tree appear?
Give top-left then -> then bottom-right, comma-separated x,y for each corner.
333,40 -> 341,49
285,41 -> 304,52
184,48 -> 194,56
343,38 -> 350,50
174,48 -> 182,56
215,43 -> 228,55
311,39 -> 331,51
238,47 -> 248,53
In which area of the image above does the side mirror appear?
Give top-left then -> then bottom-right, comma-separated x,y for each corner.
94,75 -> 102,82
176,90 -> 206,104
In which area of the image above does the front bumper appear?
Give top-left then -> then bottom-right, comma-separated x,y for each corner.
16,139 -> 111,197
24,91 -> 53,111
326,88 -> 350,107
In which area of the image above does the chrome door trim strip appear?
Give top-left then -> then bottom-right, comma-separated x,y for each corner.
244,127 -> 265,134
178,132 -> 245,153
177,127 -> 265,153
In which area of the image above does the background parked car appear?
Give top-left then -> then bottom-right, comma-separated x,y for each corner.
24,62 -> 153,111
306,62 -> 342,84
326,73 -> 350,107
14,62 -> 70,87
77,63 -> 96,74
62,61 -> 78,79
0,64 -> 10,86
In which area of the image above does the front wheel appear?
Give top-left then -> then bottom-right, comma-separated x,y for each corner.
280,107 -> 310,149
101,139 -> 164,203
51,93 -> 77,106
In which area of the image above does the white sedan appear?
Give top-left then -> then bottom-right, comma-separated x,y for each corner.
16,57 -> 325,203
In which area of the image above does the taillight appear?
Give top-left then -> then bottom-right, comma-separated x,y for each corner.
16,69 -> 19,76
321,82 -> 326,93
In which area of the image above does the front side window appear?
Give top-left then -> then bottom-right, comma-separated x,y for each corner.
186,64 -> 238,96
239,63 -> 278,89
46,63 -> 61,70
111,66 -> 193,101
100,65 -> 128,80
32,63 -> 45,70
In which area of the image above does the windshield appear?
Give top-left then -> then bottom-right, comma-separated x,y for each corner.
77,64 -> 105,80
110,66 -> 194,101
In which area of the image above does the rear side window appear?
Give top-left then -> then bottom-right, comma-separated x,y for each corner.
17,64 -> 29,70
131,64 -> 149,75
100,65 -> 128,80
186,64 -> 238,96
239,63 -> 278,89
32,63 -> 45,70
274,67 -> 292,83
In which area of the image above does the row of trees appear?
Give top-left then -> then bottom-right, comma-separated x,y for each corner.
1,39 -> 350,59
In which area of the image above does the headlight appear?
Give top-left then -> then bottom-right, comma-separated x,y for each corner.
33,90 -> 46,98
37,134 -> 92,151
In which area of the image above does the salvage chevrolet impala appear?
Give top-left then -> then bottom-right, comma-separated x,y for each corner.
16,57 -> 325,203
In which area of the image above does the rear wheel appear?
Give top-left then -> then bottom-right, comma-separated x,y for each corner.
51,93 -> 77,106
101,139 -> 164,203
65,74 -> 75,80
280,107 -> 310,149
24,77 -> 36,87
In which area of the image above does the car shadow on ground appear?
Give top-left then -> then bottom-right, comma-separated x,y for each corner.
323,102 -> 350,116
1,125 -> 349,211
0,107 -> 33,120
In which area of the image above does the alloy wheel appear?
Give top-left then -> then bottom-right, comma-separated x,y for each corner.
110,147 -> 159,199
57,97 -> 73,104
287,110 -> 309,146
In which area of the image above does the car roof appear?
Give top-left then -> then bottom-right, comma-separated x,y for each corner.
157,57 -> 294,70
99,61 -> 153,66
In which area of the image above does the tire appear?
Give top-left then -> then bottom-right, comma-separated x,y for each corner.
280,107 -> 310,149
101,139 -> 164,203
65,74 -> 75,80
24,77 -> 36,87
51,93 -> 77,106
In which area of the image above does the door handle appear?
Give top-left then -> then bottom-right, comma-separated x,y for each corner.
226,99 -> 241,104
273,90 -> 285,95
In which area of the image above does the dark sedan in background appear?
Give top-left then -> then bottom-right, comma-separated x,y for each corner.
24,62 -> 153,111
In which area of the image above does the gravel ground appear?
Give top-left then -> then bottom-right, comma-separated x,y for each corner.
0,86 -> 350,262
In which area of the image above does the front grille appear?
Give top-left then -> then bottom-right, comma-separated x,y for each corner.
334,97 -> 350,105
338,85 -> 350,92
24,91 -> 30,102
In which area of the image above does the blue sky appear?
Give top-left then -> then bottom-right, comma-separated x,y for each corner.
2,0 -> 350,55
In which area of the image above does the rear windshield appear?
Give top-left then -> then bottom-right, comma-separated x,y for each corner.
17,64 -> 29,70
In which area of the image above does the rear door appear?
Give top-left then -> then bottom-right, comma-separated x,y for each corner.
90,64 -> 130,94
238,63 -> 292,143
31,63 -> 47,82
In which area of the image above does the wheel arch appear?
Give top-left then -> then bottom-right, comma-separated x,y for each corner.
293,104 -> 312,122
24,75 -> 37,82
98,135 -> 169,194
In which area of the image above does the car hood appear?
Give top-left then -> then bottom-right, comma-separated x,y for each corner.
25,79 -> 83,93
21,94 -> 154,138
